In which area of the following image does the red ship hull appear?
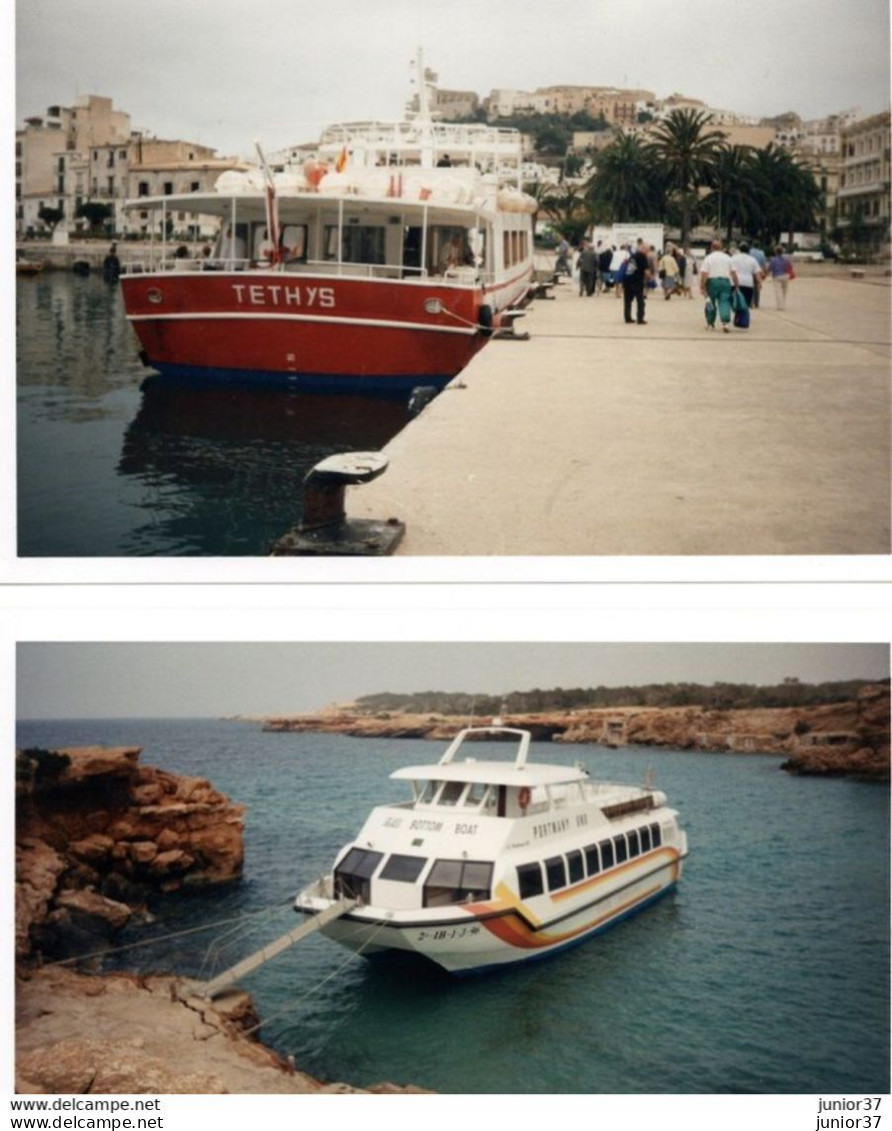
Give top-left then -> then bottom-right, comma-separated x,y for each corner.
121,271 -> 528,392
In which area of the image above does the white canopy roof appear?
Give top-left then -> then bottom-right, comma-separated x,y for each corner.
390,761 -> 589,787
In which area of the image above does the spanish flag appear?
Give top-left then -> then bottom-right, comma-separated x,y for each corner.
335,145 -> 348,173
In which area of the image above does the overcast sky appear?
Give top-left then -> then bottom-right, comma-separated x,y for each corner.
15,0 -> 891,160
16,642 -> 889,719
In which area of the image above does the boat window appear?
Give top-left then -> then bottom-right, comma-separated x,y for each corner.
517,862 -> 544,899
437,780 -> 466,807
650,822 -> 662,848
613,835 -> 628,864
627,829 -> 640,858
337,224 -> 386,264
281,224 -> 307,263
639,825 -> 651,852
545,856 -> 566,892
599,839 -> 615,869
464,781 -> 490,807
567,849 -> 584,884
333,847 -> 384,902
380,854 -> 428,883
584,843 -> 600,875
417,779 -> 439,804
423,859 -> 494,907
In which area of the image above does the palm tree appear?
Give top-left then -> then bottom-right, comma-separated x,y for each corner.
585,131 -> 663,223
647,108 -> 726,245
750,145 -> 823,247
702,145 -> 762,243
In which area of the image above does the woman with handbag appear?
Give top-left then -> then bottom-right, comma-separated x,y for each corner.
768,246 -> 794,310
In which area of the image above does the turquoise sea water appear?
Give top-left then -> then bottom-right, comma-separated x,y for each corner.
16,717 -> 890,1095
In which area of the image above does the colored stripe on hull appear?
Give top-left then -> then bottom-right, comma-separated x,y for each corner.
148,361 -> 455,394
450,883 -> 678,977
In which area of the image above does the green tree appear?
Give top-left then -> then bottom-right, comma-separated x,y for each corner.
702,145 -> 762,243
75,201 -> 114,233
750,146 -> 822,247
37,205 -> 65,233
535,123 -> 571,156
647,108 -> 725,245
586,131 -> 663,223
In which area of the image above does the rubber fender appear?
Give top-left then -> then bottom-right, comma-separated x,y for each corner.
477,303 -> 494,336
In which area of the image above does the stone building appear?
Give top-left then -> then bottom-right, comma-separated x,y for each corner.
17,94 -> 245,240
16,95 -> 131,235
836,110 -> 891,252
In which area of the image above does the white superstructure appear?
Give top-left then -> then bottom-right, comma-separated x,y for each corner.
295,727 -> 688,974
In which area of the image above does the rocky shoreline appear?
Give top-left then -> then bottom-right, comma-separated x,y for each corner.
257,682 -> 890,781
15,744 -> 426,1095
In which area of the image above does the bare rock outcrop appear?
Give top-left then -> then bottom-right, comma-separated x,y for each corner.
16,746 -> 245,960
16,967 -> 431,1094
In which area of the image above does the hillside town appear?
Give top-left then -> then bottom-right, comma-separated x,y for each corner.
15,68 -> 891,255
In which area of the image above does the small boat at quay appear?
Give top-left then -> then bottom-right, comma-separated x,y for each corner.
120,54 -> 536,393
16,257 -> 45,276
295,726 -> 688,974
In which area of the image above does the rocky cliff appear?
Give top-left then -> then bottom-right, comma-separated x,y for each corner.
16,745 -> 245,961
260,683 -> 890,781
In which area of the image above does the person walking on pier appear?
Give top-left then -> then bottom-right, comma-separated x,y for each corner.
622,238 -> 650,324
699,239 -> 739,331
749,242 -> 767,307
730,242 -> 763,313
577,240 -> 598,296
555,236 -> 572,277
768,246 -> 794,309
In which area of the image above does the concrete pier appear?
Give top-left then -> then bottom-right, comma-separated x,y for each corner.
352,268 -> 890,556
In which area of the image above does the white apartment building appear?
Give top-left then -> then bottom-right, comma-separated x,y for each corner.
836,110 -> 891,249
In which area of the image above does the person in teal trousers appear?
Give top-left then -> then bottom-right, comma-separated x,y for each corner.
699,239 -> 740,332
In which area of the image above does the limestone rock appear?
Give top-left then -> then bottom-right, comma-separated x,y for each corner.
15,839 -> 66,958
16,744 -> 245,961
55,889 -> 133,930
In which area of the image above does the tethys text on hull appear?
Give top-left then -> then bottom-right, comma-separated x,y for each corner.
295,727 -> 688,974
120,55 -> 536,393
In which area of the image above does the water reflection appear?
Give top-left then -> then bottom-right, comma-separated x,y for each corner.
17,273 -> 415,556
114,380 -> 413,555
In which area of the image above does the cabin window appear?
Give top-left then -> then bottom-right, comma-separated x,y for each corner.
639,826 -> 651,852
584,844 -> 600,875
423,859 -> 493,907
650,822 -> 662,848
417,779 -> 438,804
437,780 -> 466,807
380,854 -> 427,883
613,835 -> 628,864
567,850 -> 584,884
322,224 -> 385,263
545,856 -> 566,892
465,781 -> 490,807
280,220 -> 305,258
599,839 -> 615,869
333,847 -> 384,903
517,862 -> 544,899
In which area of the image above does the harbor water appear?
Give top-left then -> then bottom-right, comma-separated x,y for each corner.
16,271 -> 413,556
16,717 -> 890,1095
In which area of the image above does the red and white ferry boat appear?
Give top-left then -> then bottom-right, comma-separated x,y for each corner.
120,59 -> 536,393
295,726 -> 688,974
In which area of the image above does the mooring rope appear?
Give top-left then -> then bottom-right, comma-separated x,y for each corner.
44,893 -> 296,969
237,911 -> 393,1039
